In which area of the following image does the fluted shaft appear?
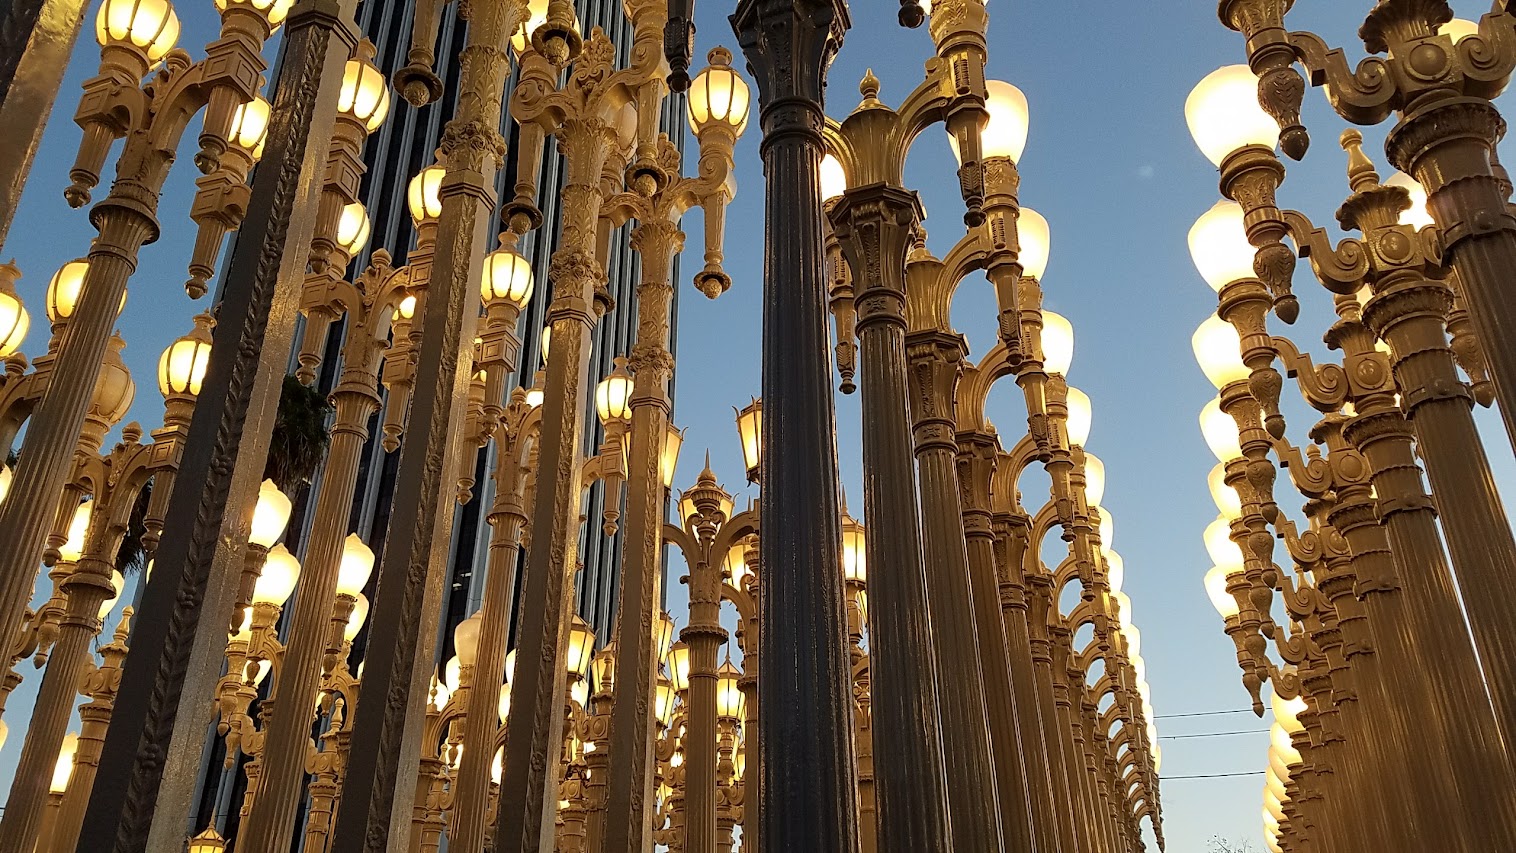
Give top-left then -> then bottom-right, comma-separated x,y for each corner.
1026,580 -> 1077,852
683,628 -> 723,852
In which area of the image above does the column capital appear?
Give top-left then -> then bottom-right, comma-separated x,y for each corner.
731,0 -> 850,109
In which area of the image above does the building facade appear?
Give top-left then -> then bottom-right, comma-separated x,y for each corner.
188,0 -> 683,840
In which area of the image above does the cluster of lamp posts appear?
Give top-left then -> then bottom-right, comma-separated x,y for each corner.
1181,2 -> 1516,851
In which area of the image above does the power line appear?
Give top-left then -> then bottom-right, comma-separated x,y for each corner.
1161,771 -> 1267,780
1154,708 -> 1257,720
1160,729 -> 1267,740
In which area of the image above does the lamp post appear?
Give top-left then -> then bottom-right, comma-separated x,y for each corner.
598,48 -> 745,853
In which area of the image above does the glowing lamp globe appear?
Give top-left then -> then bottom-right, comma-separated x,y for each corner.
1064,385 -> 1092,447
660,425 -> 684,489
1270,722 -> 1302,766
1386,172 -> 1436,229
723,542 -> 749,588
510,0 -> 550,53
1200,397 -> 1243,463
336,202 -> 372,257
1083,453 -> 1106,508
656,611 -> 677,661
344,594 -> 369,642
0,465 -> 11,505
61,501 -> 92,563
214,0 -> 294,28
227,95 -> 272,159
0,276 -> 28,358
97,569 -> 124,619
1096,506 -> 1114,547
1204,514 -> 1245,568
454,611 -> 483,667
716,659 -> 744,718
444,655 -> 463,694
1018,207 -> 1052,280
1208,463 -> 1243,520
1189,201 -> 1256,291
252,544 -> 301,606
497,683 -> 511,723
566,615 -> 595,679
1104,549 -> 1125,594
505,649 -> 517,682
949,80 -> 1030,165
655,676 -> 676,726
158,315 -> 214,397
841,512 -> 867,583
50,732 -> 79,793
595,360 -> 634,425
668,642 -> 691,692
339,51 -> 391,132
1272,688 -> 1309,735
1192,315 -> 1250,389
188,828 -> 227,853
1440,18 -> 1481,42
407,165 -> 446,224
1204,565 -> 1242,619
1041,311 -> 1074,376
820,154 -> 847,203
1120,622 -> 1141,658
480,246 -> 534,308
46,259 -> 127,324
96,0 -> 181,62
1185,66 -> 1279,167
1111,590 -> 1133,627
687,48 -> 751,137
248,479 -> 293,548
735,397 -> 762,482
336,534 -> 375,597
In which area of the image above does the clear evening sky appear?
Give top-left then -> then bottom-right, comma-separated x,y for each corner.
3,2 -> 1513,849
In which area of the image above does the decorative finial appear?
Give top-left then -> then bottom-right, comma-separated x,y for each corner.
1339,129 -> 1380,192
860,69 -> 880,103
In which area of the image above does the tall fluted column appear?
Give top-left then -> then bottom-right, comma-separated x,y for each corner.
602,218 -> 681,853
51,609 -> 131,852
241,387 -> 376,848
829,185 -> 958,852
0,0 -> 89,252
681,608 -> 726,852
905,331 -> 1022,850
731,2 -> 860,850
1024,568 -> 1077,851
79,3 -> 359,846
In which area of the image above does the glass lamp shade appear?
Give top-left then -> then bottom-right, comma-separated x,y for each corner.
1270,722 -> 1302,766
1189,201 -> 1256,291
0,286 -> 28,358
715,659 -> 744,718
96,0 -> 180,61
1104,549 -> 1125,594
1263,805 -> 1281,833
480,246 -> 534,308
394,294 -> 418,322
1018,207 -> 1051,280
1386,172 -> 1436,229
1268,743 -> 1292,782
1204,564 -> 1242,619
1131,653 -> 1146,685
407,165 -> 446,224
735,398 -> 762,480
841,513 -> 867,583
1083,454 -> 1106,508
97,569 -> 123,620
595,363 -> 634,425
338,54 -> 391,132
227,95 -> 272,159
335,202 -> 372,257
1185,65 -> 1279,167
454,611 -> 483,668
1192,315 -> 1250,389
91,337 -> 135,427
336,534 -> 375,597
1266,764 -> 1288,803
655,676 -> 676,726
251,544 -> 301,606
1120,623 -> 1141,658
509,0 -> 550,53
949,80 -> 1030,165
50,732 -> 78,793
1204,514 -> 1245,568
687,49 -> 752,136
496,682 -> 511,723
660,426 -> 684,489
820,154 -> 847,203
656,611 -> 676,661
723,543 -> 749,587
1271,687 -> 1309,735
214,0 -> 294,28
1040,311 -> 1074,376
1200,397 -> 1244,463
1208,463 -> 1243,520
444,655 -> 462,694
1111,590 -> 1133,627
667,642 -> 691,692
505,649 -> 517,683
678,493 -> 698,528
566,615 -> 595,678
1064,385 -> 1092,447
1097,506 -> 1114,547
0,465 -> 11,506
47,259 -> 125,324
1440,18 -> 1481,42
158,320 -> 213,397
538,326 -> 552,364
248,479 -> 292,547
188,827 -> 227,853
344,593 -> 369,642
60,501 -> 92,563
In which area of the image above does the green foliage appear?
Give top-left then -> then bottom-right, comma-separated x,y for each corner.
115,479 -> 152,576
263,375 -> 333,490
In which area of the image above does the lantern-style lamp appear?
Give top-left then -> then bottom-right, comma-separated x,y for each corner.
595,358 -> 634,425
46,259 -> 125,324
335,202 -> 372,258
661,425 -> 685,490
481,244 -> 534,309
687,47 -> 752,137
1185,66 -> 1280,167
841,511 -> 866,584
735,397 -> 762,484
654,675 -> 676,727
60,501 -> 93,563
667,641 -> 691,693
96,0 -> 181,62
0,263 -> 28,358
722,543 -> 749,588
336,534 -> 376,597
407,165 -> 446,225
49,732 -> 79,793
566,614 -> 595,679
656,610 -> 677,662
338,42 -> 391,132
715,658 -> 744,719
158,313 -> 214,398
227,95 -> 272,159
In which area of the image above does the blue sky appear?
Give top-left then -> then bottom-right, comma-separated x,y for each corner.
4,1 -> 1515,850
